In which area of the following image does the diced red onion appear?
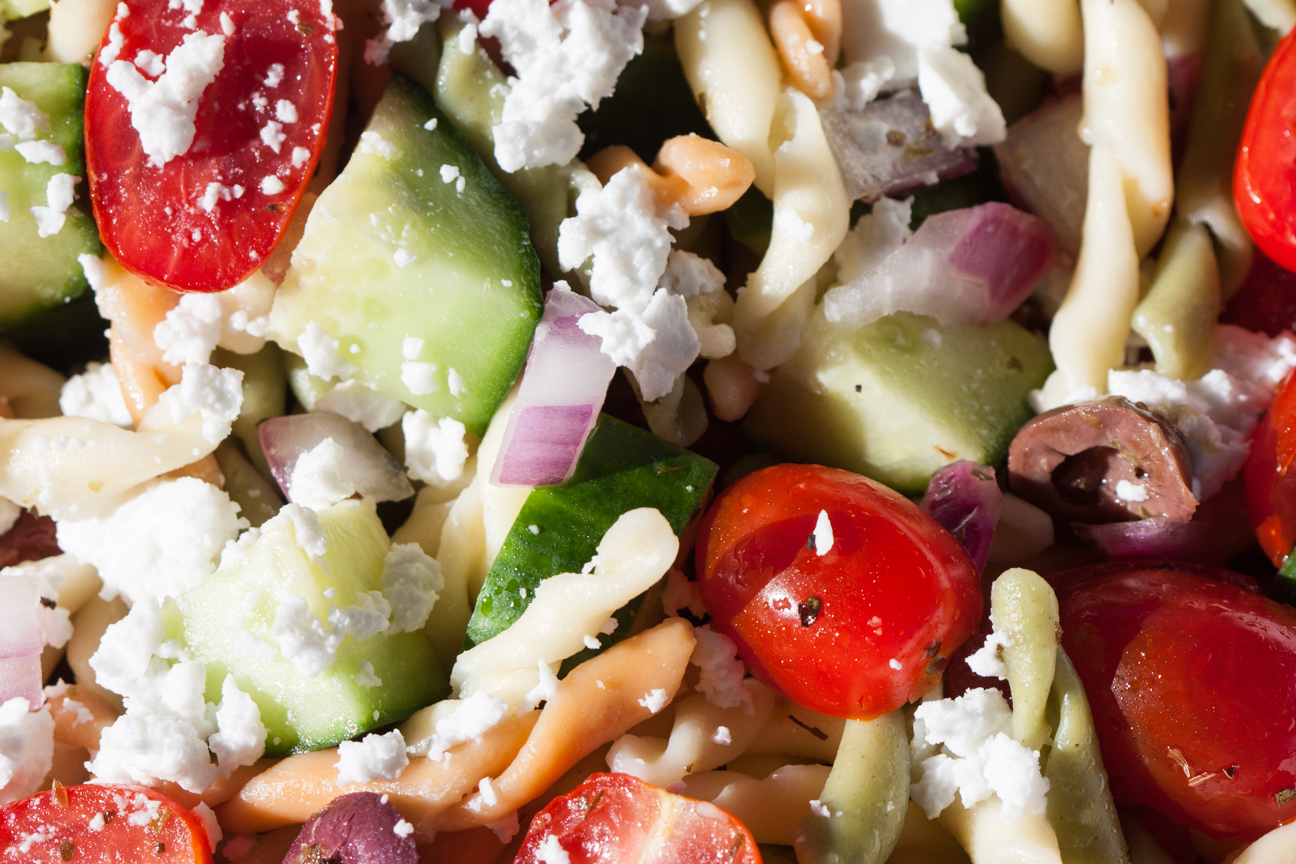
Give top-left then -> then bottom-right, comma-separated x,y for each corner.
921,461 -> 1003,574
1073,518 -> 1224,564
259,412 -> 414,505
492,287 -> 616,486
823,202 -> 1056,329
819,88 -> 978,203
993,93 -> 1087,254
0,573 -> 47,706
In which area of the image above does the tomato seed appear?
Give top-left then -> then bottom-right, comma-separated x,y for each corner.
59,840 -> 75,861
798,596 -> 822,626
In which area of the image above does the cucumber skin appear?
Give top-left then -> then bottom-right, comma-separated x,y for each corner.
744,312 -> 1053,495
177,500 -> 447,756
0,63 -> 101,329
270,74 -> 542,437
466,415 -> 718,648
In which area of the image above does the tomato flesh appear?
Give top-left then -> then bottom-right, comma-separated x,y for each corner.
515,773 -> 761,864
1221,250 -> 1296,337
694,464 -> 981,720
0,784 -> 213,862
1049,560 -> 1296,842
1244,370 -> 1296,568
1235,26 -> 1296,274
85,0 -> 337,293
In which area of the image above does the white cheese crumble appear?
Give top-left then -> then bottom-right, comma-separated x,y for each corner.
206,674 -> 268,776
288,437 -> 358,510
315,380 -> 407,431
15,140 -> 66,165
259,120 -> 286,153
265,63 -> 285,87
0,698 -> 54,806
336,729 -> 409,785
536,834 -> 571,864
31,173 -> 78,238
402,411 -> 469,486
811,510 -> 835,556
809,799 -> 831,818
638,688 -> 668,713
154,361 -> 245,442
275,99 -> 298,123
104,30 -> 227,166
423,691 -> 510,758
393,819 -> 415,837
401,360 -> 439,395
712,725 -> 732,745
520,658 -> 560,712
56,477 -> 248,604
59,362 -> 133,427
355,661 -> 382,688
0,86 -> 47,142
402,335 -> 424,360
154,292 -> 225,365
1115,479 -> 1149,503
691,625 -> 752,711
480,0 -> 646,172
261,175 -> 285,195
365,0 -> 449,65
381,542 -> 443,633
297,321 -> 358,381
911,688 -> 1050,823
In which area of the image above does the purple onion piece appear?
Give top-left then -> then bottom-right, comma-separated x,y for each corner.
1073,518 -> 1224,564
921,461 -> 1003,574
491,286 -> 616,486
283,792 -> 418,864
258,412 -> 414,505
0,572 -> 47,706
818,88 -> 978,202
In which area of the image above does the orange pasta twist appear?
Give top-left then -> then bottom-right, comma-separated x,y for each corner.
586,134 -> 756,216
768,0 -> 842,102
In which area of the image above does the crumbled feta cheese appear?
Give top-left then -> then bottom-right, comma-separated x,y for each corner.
521,659 -> 560,712
265,63 -> 285,87
261,175 -> 285,195
381,542 -> 443,633
774,208 -> 815,243
402,335 -> 424,360
207,675 -> 267,776
394,248 -> 415,268
579,289 -> 698,402
917,46 -> 1006,147
291,145 -> 311,168
810,510 -> 834,556
809,799 -> 831,818
447,368 -> 465,397
911,688 -> 1049,823
712,725 -> 732,745
288,437 -> 358,510
401,360 -> 439,395
154,292 -> 225,365
365,0 -> 448,65
298,321 -> 358,381
423,691 -> 509,758
0,497 -> 18,536
478,776 -> 499,807
691,625 -> 752,711
488,813 -> 520,843
60,362 -> 133,427
1115,479 -> 1149,503
403,411 -> 469,486
275,99 -> 298,123
259,120 -> 286,153
134,49 -> 166,77
662,568 -> 706,619
194,802 -> 223,850
89,711 -> 218,793
357,130 -> 397,159
0,86 -> 48,142
965,628 -> 1010,681
104,30 -> 226,166
56,477 -> 247,604
535,834 -> 571,864
336,729 -> 409,784
315,380 -> 407,431
638,688 -> 668,713
439,164 -> 460,184
154,362 -> 244,443
0,698 -> 54,806
582,634 -> 601,650
393,819 -> 415,837
355,661 -> 382,688
481,0 -> 646,172
15,140 -> 65,165
31,173 -> 78,238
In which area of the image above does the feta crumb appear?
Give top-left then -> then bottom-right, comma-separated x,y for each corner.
401,360 -> 439,395
0,698 -> 54,806
394,248 -> 415,268
357,130 -> 397,159
439,164 -> 460,184
207,676 -> 266,776
402,411 -> 469,486
582,634 -> 600,650
488,812 -> 520,843
966,628 -> 1010,681
154,292 -> 224,365
335,729 -> 409,785
423,118 -> 438,131
809,799 -> 831,818
355,661 -> 383,688
402,335 -> 424,360
521,659 -> 560,712
316,380 -> 407,431
60,362 -> 133,427
810,510 -> 834,556
638,688 -> 668,713
297,321 -> 358,381
712,725 -> 731,745
1115,479 -> 1149,503
261,175 -> 285,195
259,120 -> 286,153
691,625 -> 752,711
0,86 -> 47,143
424,691 -> 509,758
275,99 -> 298,123
393,819 -> 415,837
381,542 -> 443,633
365,0 -> 447,65
535,833 -> 571,864
288,437 -> 358,510
153,362 -> 245,443
15,140 -> 66,165
104,30 -> 226,166
478,775 -> 499,807
31,173 -> 78,238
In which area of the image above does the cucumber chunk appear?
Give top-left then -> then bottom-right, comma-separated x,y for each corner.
176,499 -> 446,756
269,74 -> 542,437
743,310 -> 1052,495
0,62 -> 101,329
467,415 -> 718,648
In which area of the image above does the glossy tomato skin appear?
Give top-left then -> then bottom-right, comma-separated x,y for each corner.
1244,370 -> 1296,568
1235,27 -> 1296,273
515,773 -> 760,864
695,464 -> 981,720
1049,560 -> 1296,842
0,783 -> 213,862
85,0 -> 337,293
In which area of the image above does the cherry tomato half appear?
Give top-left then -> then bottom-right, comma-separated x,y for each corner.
1049,560 -> 1296,842
1244,370 -> 1296,569
0,783 -> 213,862
85,0 -> 337,293
694,464 -> 981,720
515,773 -> 761,864
1235,26 -> 1296,273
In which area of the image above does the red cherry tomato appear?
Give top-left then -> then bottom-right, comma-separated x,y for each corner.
1244,370 -> 1296,568
1049,560 -> 1296,842
85,0 -> 337,293
0,784 -> 214,862
694,464 -> 981,720
515,773 -> 761,864
1235,27 -> 1296,273
1221,250 -> 1296,337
